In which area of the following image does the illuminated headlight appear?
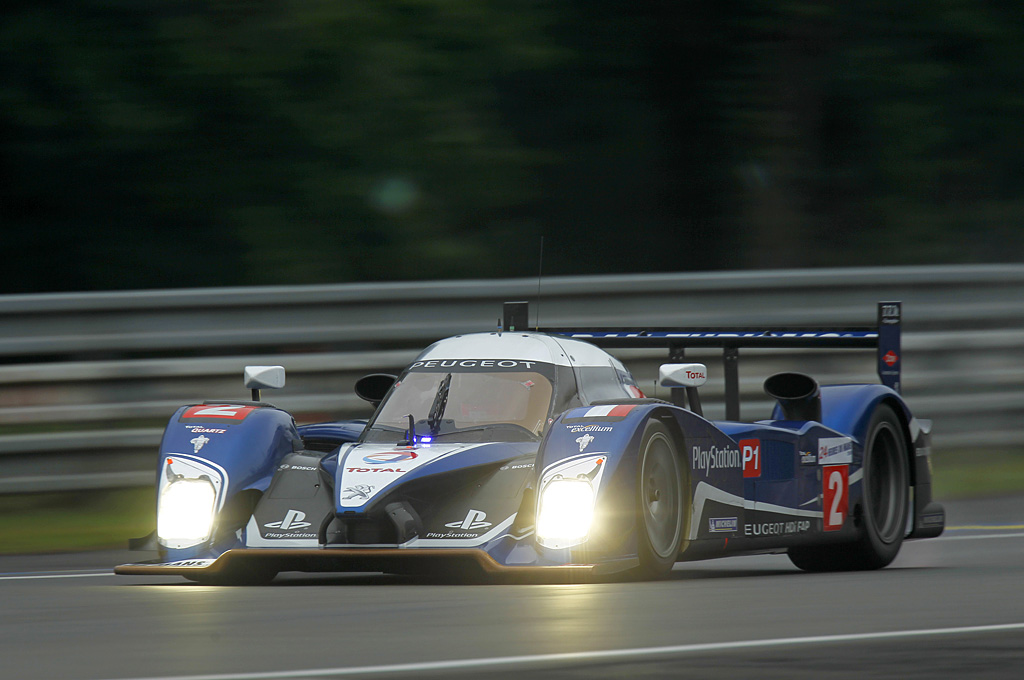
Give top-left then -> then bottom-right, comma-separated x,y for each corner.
157,479 -> 217,549
536,479 -> 595,549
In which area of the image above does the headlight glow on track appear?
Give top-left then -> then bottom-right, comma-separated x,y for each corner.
157,478 -> 217,549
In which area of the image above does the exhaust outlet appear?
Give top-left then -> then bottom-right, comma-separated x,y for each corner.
764,372 -> 821,422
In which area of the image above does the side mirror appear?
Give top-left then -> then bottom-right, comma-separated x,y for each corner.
658,363 -> 707,416
244,365 -> 285,402
355,373 -> 397,408
659,363 -> 707,387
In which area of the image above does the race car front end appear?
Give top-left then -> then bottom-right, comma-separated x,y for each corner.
117,333 -> 646,582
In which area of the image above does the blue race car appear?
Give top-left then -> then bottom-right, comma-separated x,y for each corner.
116,301 -> 944,583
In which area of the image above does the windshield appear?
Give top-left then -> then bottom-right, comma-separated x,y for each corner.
361,362 -> 555,444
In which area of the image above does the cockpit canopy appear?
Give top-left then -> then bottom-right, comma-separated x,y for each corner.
359,333 -> 643,444
362,361 -> 555,443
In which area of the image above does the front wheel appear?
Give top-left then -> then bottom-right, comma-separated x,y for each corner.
630,419 -> 685,580
789,404 -> 910,571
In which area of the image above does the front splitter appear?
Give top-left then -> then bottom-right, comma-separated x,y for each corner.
115,547 -> 602,580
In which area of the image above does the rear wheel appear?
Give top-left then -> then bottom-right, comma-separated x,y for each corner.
630,420 -> 685,580
858,404 -> 911,566
789,404 -> 910,571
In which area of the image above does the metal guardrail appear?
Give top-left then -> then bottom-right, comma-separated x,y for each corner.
2,264 -> 1023,493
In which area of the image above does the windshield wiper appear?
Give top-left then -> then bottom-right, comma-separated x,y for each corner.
427,373 -> 452,436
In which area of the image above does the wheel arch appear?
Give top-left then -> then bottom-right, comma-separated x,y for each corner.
820,384 -> 918,488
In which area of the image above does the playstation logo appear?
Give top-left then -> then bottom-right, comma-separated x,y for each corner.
444,509 -> 491,531
264,509 -> 311,531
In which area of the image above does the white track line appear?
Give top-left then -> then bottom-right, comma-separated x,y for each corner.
99,621 -> 1024,680
0,571 -> 114,581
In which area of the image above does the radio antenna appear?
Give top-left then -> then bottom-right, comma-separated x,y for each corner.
535,235 -> 544,330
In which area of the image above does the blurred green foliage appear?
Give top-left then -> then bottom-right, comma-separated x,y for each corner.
3,0 -> 1024,293
0,487 -> 154,554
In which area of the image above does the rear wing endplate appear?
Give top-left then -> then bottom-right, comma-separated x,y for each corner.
503,301 -> 902,421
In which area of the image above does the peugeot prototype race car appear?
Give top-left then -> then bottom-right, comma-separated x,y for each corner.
116,301 -> 944,583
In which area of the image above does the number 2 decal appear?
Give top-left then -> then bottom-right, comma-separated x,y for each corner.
823,465 -> 849,531
182,405 -> 256,421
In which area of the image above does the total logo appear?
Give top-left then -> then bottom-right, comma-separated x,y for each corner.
363,451 -> 418,465
346,467 -> 408,473
444,509 -> 491,531
264,509 -> 311,531
569,424 -> 612,433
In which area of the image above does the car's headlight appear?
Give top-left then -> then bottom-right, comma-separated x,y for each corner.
157,478 -> 217,549
536,478 -> 595,549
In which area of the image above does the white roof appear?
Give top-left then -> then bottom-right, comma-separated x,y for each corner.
414,332 -> 622,369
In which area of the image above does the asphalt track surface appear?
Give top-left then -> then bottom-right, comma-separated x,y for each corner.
3,495 -> 1024,680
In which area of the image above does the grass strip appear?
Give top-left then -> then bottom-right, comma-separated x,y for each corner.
0,488 -> 155,555
931,449 -> 1024,501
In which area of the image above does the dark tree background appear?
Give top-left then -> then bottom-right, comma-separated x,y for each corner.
3,0 -> 1023,293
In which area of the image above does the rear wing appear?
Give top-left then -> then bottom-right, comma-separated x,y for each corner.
502,301 -> 902,421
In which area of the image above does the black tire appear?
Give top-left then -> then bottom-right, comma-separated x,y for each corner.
789,404 -> 910,572
630,419 -> 685,580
